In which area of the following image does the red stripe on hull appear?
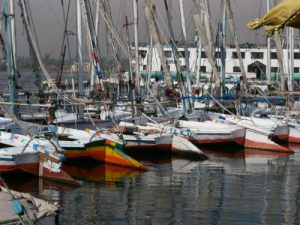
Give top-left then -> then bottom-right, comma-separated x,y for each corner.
192,137 -> 245,147
19,163 -> 77,184
0,165 -> 18,172
272,134 -> 289,143
17,163 -> 39,174
289,135 -> 300,144
125,144 -> 157,149
87,149 -> 106,162
41,167 -> 77,184
244,139 -> 293,153
64,152 -> 91,159
157,144 -> 172,151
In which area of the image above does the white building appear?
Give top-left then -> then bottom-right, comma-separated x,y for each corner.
137,45 -> 300,81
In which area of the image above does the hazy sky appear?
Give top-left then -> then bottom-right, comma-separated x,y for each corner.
12,0 -> 272,59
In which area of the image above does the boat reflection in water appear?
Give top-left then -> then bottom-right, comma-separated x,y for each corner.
62,162 -> 142,183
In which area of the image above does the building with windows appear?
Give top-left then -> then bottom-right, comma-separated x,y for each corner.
137,45 -> 300,81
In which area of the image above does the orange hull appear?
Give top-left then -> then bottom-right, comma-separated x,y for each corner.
86,145 -> 147,171
244,139 -> 293,153
289,136 -> 300,144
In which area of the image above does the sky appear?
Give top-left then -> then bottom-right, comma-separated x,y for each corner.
11,0 -> 273,59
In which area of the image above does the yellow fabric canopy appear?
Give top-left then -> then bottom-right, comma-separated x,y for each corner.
247,0 -> 300,36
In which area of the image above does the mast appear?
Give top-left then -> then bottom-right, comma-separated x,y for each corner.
269,0 -> 285,90
190,0 -> 220,97
101,0 -> 121,71
195,11 -> 203,89
266,0 -> 271,82
133,0 -> 140,96
288,27 -> 294,91
3,0 -> 19,117
164,0 -> 189,113
220,3 -> 226,95
147,35 -> 154,98
77,0 -> 84,119
125,16 -> 138,116
144,0 -> 173,89
9,0 -> 16,74
90,1 -> 100,92
179,0 -> 192,105
224,0 -> 247,86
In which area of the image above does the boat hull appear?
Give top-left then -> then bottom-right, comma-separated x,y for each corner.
0,156 -> 17,172
14,153 -> 76,184
288,127 -> 300,143
85,139 -> 147,170
270,125 -> 289,143
190,128 -> 245,148
171,135 -> 208,160
124,134 -> 172,151
244,130 -> 293,153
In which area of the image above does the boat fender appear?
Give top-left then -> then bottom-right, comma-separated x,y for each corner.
218,114 -> 226,120
12,200 -> 24,215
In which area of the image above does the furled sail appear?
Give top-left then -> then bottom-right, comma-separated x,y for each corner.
247,0 -> 300,36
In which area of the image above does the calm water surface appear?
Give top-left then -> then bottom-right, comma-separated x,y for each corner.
4,146 -> 300,225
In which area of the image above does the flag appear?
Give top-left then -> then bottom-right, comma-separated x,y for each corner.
247,0 -> 300,36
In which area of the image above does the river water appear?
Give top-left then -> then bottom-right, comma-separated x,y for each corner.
3,145 -> 300,225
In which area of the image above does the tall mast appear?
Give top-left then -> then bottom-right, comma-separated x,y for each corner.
195,11 -> 203,89
288,27 -> 294,91
164,0 -> 189,113
190,0 -> 220,97
90,1 -> 100,92
147,35 -> 154,98
77,0 -> 84,118
133,0 -> 140,96
179,0 -> 192,103
125,16 -> 138,116
266,0 -> 271,82
224,0 -> 247,86
9,0 -> 16,73
144,0 -> 173,89
220,3 -> 226,95
3,0 -> 19,116
101,0 -> 121,70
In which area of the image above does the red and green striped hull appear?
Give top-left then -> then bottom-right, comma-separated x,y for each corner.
85,139 -> 147,171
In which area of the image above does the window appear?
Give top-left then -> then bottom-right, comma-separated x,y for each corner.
201,51 -> 207,58
178,51 -> 189,58
143,65 -> 147,71
294,52 -> 300,59
294,67 -> 300,73
200,66 -> 206,73
139,50 -> 147,58
164,51 -> 172,58
251,52 -> 264,59
216,66 -> 221,72
232,52 -> 245,59
271,67 -> 278,73
214,52 -> 226,58
271,52 -> 277,59
233,66 -> 241,72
